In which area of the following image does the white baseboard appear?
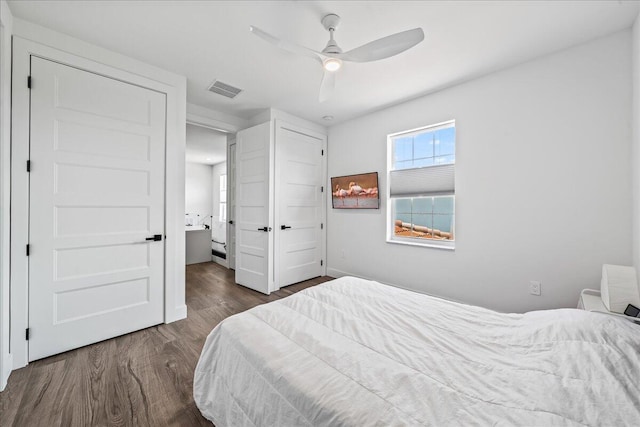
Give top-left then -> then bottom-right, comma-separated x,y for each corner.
1,352 -> 12,391
166,304 -> 187,323
326,267 -> 376,282
326,267 -> 349,278
212,255 -> 228,268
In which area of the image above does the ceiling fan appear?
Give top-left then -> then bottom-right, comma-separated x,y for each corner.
250,14 -> 424,102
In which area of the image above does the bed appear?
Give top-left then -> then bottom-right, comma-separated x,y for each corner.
194,276 -> 640,426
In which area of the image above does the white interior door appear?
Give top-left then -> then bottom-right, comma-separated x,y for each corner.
228,141 -> 237,270
275,122 -> 324,288
235,122 -> 273,294
28,57 -> 166,361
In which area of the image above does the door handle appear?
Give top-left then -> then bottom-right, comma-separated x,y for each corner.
229,220 -> 234,225
145,234 -> 163,241
280,225 -> 292,230
257,227 -> 272,232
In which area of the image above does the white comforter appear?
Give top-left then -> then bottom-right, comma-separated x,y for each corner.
194,276 -> 640,426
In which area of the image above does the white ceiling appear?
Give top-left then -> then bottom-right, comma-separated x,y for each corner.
7,1 -> 640,127
186,124 -> 227,165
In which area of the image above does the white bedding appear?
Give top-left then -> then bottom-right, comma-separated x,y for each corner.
194,276 -> 640,426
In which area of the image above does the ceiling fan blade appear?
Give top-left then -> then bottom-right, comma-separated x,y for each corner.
250,26 -> 322,64
338,28 -> 424,63
319,71 -> 336,103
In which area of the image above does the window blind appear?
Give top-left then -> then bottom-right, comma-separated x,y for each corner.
389,164 -> 454,198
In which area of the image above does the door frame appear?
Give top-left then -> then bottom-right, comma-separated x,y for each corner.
0,0 -> 13,392
227,138 -> 237,270
273,120 -> 327,291
10,35 -> 187,370
184,120 -> 236,271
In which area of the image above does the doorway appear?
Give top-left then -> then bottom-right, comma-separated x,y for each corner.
185,123 -> 231,267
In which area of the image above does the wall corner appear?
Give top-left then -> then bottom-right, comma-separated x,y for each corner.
631,13 -> 640,280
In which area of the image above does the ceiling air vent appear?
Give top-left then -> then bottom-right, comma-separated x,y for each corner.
207,80 -> 243,99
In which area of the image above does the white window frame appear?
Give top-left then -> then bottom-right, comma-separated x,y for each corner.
386,120 -> 455,250
219,174 -> 227,223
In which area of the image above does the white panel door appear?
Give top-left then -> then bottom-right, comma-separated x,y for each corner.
228,141 -> 237,270
235,122 -> 273,294
28,57 -> 166,361
275,122 -> 324,288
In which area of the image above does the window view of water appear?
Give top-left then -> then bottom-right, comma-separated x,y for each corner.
394,196 -> 454,240
390,122 -> 455,242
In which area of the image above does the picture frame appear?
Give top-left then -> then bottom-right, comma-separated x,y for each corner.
331,172 -> 379,209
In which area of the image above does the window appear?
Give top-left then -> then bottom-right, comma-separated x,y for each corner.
219,174 -> 227,223
387,121 -> 455,249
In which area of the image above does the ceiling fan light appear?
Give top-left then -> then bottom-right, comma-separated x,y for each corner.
323,58 -> 342,72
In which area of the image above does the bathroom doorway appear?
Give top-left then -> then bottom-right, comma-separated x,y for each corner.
185,123 -> 230,267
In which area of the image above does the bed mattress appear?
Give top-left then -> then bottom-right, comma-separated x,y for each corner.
194,276 -> 640,426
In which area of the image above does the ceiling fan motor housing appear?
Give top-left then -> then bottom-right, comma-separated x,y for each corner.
321,13 -> 341,31
321,14 -> 343,55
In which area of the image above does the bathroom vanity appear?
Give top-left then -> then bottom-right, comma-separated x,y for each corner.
185,225 -> 211,265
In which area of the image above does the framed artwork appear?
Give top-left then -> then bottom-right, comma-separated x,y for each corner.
331,172 -> 379,209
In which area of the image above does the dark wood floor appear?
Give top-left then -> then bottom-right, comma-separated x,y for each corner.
0,262 -> 333,426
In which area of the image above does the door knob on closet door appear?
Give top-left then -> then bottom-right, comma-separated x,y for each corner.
257,227 -> 272,232
145,234 -> 163,241
228,220 -> 234,225
280,225 -> 292,230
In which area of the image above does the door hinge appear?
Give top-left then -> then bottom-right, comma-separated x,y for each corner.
26,244 -> 30,256
321,223 -> 323,230
26,160 -> 31,172
27,76 -> 31,89
321,186 -> 324,193
320,260 -> 323,266
25,328 -> 30,340
321,149 -> 324,156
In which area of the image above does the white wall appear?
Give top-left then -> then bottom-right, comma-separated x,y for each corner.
187,102 -> 248,133
185,162 -> 213,225
327,30 -> 632,313
0,0 -> 13,392
632,15 -> 640,289
249,108 -> 327,135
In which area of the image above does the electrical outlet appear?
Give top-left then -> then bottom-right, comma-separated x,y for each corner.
529,281 -> 541,296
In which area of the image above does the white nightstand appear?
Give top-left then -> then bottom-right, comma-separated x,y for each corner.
578,289 -> 640,323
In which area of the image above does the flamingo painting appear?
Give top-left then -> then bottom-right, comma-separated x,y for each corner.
331,172 -> 379,209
